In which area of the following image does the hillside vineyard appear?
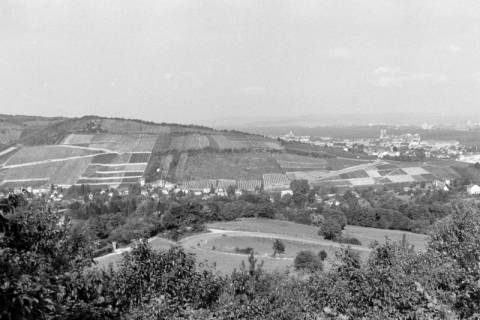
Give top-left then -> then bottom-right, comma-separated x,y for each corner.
0,116 -> 463,193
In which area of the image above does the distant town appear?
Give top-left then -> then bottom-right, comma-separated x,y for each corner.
275,127 -> 480,162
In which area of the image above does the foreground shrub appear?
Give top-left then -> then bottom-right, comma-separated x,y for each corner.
235,247 -> 254,254
294,250 -> 323,272
272,239 -> 285,257
338,236 -> 362,246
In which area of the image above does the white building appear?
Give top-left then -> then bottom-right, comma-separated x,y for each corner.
467,184 -> 480,195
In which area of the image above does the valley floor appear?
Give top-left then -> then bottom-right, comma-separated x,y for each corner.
94,218 -> 428,273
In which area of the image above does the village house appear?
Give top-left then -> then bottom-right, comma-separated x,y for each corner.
432,179 -> 450,192
467,184 -> 480,195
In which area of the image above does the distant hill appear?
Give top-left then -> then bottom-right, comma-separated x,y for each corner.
0,114 -> 475,191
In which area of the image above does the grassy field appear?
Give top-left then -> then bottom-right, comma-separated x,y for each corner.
205,236 -> 332,259
208,219 -> 322,241
207,218 -> 428,250
93,218 -> 429,274
188,245 -> 294,274
343,225 -> 428,251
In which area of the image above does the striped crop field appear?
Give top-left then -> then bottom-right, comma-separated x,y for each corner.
110,153 -> 132,164
1,179 -> 49,189
208,135 -> 245,149
0,147 -> 19,166
94,163 -> 147,171
61,133 -> 95,145
378,169 -> 407,176
76,177 -> 123,186
181,179 -> 217,191
384,175 -> 416,183
131,134 -> 158,152
273,153 -> 327,171
77,149 -> 148,186
173,153 -> 189,179
4,145 -> 101,166
221,134 -> 283,150
48,158 -> 95,185
171,152 -> 281,181
1,157 -> 92,186
159,154 -> 173,175
99,119 -> 171,134
129,153 -> 151,163
86,134 -> 155,153
286,170 -> 329,183
121,177 -> 142,183
152,132 -> 172,152
123,171 -> 144,177
91,153 -> 119,164
338,170 -> 369,179
169,134 -> 210,150
401,167 -> 430,175
349,177 -> 376,186
217,179 -> 236,189
262,173 -> 291,190
237,179 -> 262,191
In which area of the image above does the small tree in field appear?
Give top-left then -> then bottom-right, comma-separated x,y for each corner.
272,239 -> 285,257
318,249 -> 328,261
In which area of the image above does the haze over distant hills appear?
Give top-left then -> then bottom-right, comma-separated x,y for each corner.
209,112 -> 480,129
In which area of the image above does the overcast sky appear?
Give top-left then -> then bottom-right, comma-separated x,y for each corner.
1,0 -> 480,125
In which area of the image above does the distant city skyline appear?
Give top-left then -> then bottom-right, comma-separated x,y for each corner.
2,0 -> 480,125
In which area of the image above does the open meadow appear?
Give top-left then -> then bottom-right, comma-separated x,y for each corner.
93,218 -> 428,274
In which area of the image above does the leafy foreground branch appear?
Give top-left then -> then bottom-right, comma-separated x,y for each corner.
1,200 -> 480,319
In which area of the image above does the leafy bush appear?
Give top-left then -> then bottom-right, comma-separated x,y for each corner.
272,239 -> 285,257
318,250 -> 328,261
294,250 -> 323,272
338,236 -> 362,246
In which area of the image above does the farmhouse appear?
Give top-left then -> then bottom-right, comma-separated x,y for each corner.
467,184 -> 480,195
